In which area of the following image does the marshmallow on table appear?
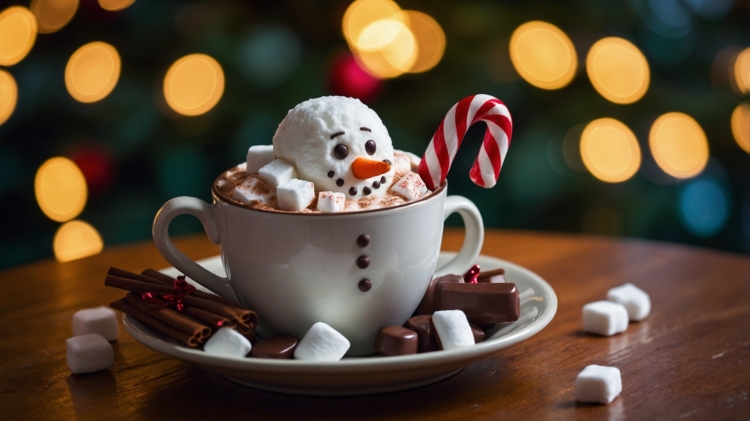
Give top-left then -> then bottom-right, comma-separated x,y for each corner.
72,306 -> 119,341
431,310 -> 475,350
607,283 -> 651,321
317,191 -> 345,213
203,327 -> 252,358
258,159 -> 297,188
390,173 -> 428,201
66,334 -> 114,374
233,177 -> 273,205
575,365 -> 622,404
246,145 -> 275,174
293,322 -> 350,361
277,178 -> 315,211
582,301 -> 629,336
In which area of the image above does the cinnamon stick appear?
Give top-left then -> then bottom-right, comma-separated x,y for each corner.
123,293 -> 211,338
477,268 -> 505,279
110,298 -> 204,348
140,268 -> 241,307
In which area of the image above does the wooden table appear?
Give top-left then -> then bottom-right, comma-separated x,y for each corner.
1,229 -> 748,420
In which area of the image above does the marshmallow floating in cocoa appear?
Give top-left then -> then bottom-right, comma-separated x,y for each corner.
374,326 -> 418,356
390,172 -> 428,201
317,191 -> 346,213
250,335 -> 298,359
233,177 -> 273,205
277,178 -> 315,211
258,159 -> 297,189
434,282 -> 520,325
246,145 -> 275,174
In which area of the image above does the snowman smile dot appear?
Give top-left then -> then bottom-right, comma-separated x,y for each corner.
336,179 -> 344,187
327,171 -> 335,178
363,187 -> 372,195
381,176 -> 387,184
372,181 -> 380,189
349,187 -> 358,196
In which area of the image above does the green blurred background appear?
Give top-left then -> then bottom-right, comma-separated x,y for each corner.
1,0 -> 749,269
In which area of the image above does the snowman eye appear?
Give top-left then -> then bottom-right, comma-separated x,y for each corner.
333,143 -> 349,159
365,140 -> 376,155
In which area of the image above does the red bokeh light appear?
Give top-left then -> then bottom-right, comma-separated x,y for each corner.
328,53 -> 382,103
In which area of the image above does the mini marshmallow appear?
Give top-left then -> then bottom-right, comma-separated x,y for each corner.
246,145 -> 275,174
203,327 -> 252,358
394,150 -> 421,171
277,178 -> 315,211
293,322 -> 350,361
607,283 -> 651,321
317,191 -> 346,213
66,334 -> 114,374
72,306 -> 119,341
233,177 -> 273,205
574,365 -> 622,404
582,301 -> 629,336
431,310 -> 475,350
390,172 -> 428,201
258,159 -> 297,188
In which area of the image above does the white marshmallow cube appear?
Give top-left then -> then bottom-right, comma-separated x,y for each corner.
277,178 -> 315,211
607,283 -> 651,321
390,173 -> 428,201
203,327 -> 252,358
66,334 -> 114,374
575,365 -> 622,404
394,150 -> 421,171
582,301 -> 629,336
432,310 -> 475,350
246,145 -> 275,174
258,159 -> 297,188
233,177 -> 273,205
293,322 -> 350,361
317,191 -> 346,213
72,306 -> 119,341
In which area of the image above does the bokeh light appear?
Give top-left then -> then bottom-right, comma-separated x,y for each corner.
71,147 -> 114,194
30,0 -> 78,34
238,25 -> 302,88
683,0 -> 735,20
509,21 -> 577,90
98,0 -> 136,12
679,179 -> 729,237
731,103 -> 750,154
343,0 -> 402,48
403,11 -> 445,73
164,54 -> 225,116
0,6 -> 37,66
0,70 -> 18,126
65,41 -> 121,103
328,53 -> 382,102
53,220 -> 104,262
353,17 -> 416,78
35,157 -> 88,222
649,112 -> 709,179
580,118 -> 641,183
734,47 -> 750,95
586,37 -> 650,104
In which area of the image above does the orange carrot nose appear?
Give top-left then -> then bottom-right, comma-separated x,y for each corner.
351,157 -> 391,180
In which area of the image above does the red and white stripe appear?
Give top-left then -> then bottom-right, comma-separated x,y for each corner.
418,94 -> 512,190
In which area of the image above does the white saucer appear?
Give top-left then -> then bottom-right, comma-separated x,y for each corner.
122,252 -> 557,395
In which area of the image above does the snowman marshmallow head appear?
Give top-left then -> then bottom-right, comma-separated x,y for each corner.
273,96 -> 395,198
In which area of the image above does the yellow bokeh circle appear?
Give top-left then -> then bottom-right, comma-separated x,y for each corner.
53,220 -> 104,262
509,21 -> 577,90
731,103 -> 750,154
163,54 -> 225,116
0,6 -> 38,66
403,11 -> 445,74
587,37 -> 650,104
65,41 -> 121,103
98,0 -> 136,12
35,157 -> 88,222
734,48 -> 750,95
343,0 -> 402,48
649,112 -> 709,179
0,70 -> 18,126
30,0 -> 78,34
580,118 -> 641,183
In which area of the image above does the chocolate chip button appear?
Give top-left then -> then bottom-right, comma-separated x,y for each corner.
357,255 -> 370,269
358,279 -> 372,292
349,187 -> 358,196
336,178 -> 344,187
372,181 -> 380,189
328,171 -> 335,178
357,234 -> 370,247
363,187 -> 372,195
380,176 -> 387,184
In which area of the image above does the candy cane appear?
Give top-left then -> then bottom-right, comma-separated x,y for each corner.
418,94 -> 512,190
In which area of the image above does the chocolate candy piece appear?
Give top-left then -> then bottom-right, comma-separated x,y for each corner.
434,282 -> 520,325
478,268 -> 506,283
250,335 -> 298,359
469,323 -> 485,343
358,278 -> 372,292
405,315 -> 438,353
357,255 -> 370,269
374,326 -> 418,356
415,274 -> 463,315
356,234 -> 370,247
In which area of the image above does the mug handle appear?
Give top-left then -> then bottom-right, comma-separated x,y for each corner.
433,195 -> 484,277
152,197 -> 238,302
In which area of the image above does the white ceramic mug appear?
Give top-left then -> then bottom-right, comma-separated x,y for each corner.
153,182 -> 484,356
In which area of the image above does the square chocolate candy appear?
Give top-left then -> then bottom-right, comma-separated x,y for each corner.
434,282 -> 520,325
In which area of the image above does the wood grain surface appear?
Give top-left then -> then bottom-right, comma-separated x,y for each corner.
1,229 -> 748,420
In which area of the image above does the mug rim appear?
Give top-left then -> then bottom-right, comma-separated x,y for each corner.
212,167 -> 447,217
